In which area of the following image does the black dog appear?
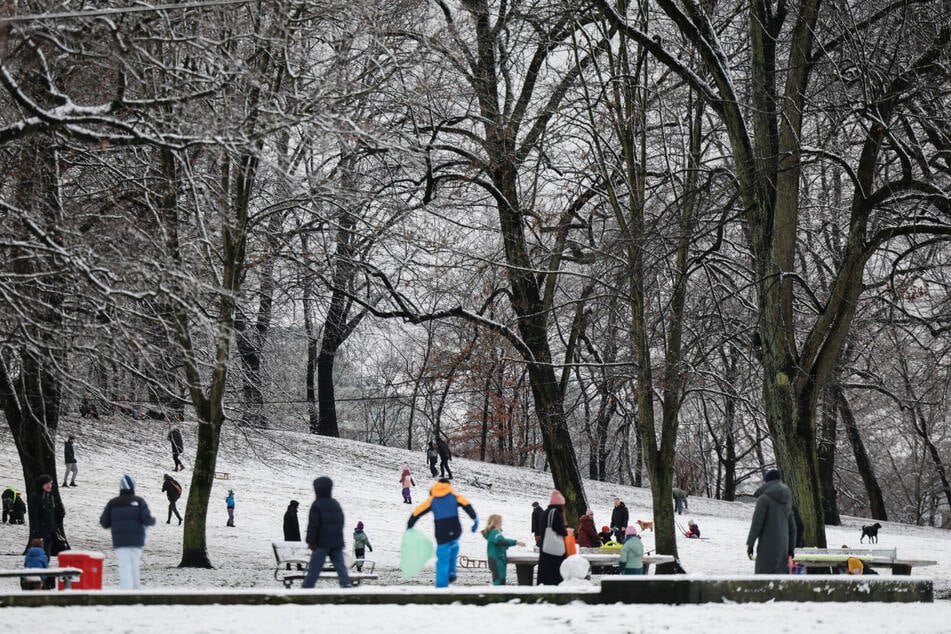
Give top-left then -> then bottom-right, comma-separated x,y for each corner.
860,522 -> 882,544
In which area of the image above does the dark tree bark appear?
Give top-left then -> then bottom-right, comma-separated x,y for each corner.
835,385 -> 887,521
817,386 -> 842,525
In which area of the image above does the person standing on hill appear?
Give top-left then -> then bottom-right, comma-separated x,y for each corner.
168,428 -> 185,472
225,490 -> 235,527
283,500 -> 301,541
1,486 -> 14,523
62,436 -> 78,487
530,501 -> 544,547
610,496 -> 629,543
302,476 -> 351,588
436,437 -> 453,479
352,521 -> 372,572
426,442 -> 439,478
27,475 -> 56,556
161,474 -> 183,525
406,478 -> 477,588
400,464 -> 416,504
100,475 -> 156,589
672,487 -> 689,515
746,469 -> 797,574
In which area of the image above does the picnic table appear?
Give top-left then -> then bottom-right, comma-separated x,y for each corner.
793,547 -> 937,576
506,551 -> 675,585
0,567 -> 83,590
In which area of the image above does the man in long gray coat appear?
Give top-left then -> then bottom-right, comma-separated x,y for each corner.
746,469 -> 797,574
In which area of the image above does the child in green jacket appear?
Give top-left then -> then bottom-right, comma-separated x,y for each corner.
619,525 -> 644,574
353,521 -> 372,572
482,514 -> 525,585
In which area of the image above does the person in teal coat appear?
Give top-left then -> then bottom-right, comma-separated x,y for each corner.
481,514 -> 524,585
619,524 -> 644,574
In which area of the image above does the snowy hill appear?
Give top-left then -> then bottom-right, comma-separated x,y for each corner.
0,415 -> 949,632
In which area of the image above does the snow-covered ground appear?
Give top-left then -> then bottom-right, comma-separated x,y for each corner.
0,417 -> 949,633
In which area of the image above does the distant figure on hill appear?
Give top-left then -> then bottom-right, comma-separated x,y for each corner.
79,397 -> 99,419
426,442 -> 439,478
746,469 -> 796,574
1,486 -> 14,523
685,518 -> 701,539
162,474 -> 183,525
672,487 -> 688,515
283,500 -> 301,541
11,491 -> 25,524
302,476 -> 351,588
168,428 -> 185,471
353,521 -> 372,572
400,464 -> 416,504
63,436 -> 78,487
436,437 -> 453,479
99,475 -> 156,589
225,490 -> 235,527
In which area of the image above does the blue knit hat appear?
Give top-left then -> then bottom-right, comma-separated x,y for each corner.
119,475 -> 135,491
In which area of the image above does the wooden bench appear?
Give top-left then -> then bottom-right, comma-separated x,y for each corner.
0,567 -> 83,590
506,552 -> 675,585
793,547 -> 937,575
271,541 -> 377,588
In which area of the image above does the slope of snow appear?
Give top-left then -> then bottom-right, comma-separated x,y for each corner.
0,416 -> 948,632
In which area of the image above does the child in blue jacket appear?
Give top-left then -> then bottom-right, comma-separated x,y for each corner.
22,537 -> 48,590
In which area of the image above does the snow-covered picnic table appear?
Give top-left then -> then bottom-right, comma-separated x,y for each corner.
506,552 -> 675,585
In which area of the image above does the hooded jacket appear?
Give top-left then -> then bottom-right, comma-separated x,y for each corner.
407,480 -> 476,544
576,514 -> 599,547
100,488 -> 156,548
746,479 -> 797,573
610,502 -> 629,531
27,477 -> 56,540
283,501 -> 301,541
306,477 -> 345,550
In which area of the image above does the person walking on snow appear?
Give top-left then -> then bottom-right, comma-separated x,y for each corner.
406,478 -> 477,588
1,486 -> 14,524
302,476 -> 351,588
400,464 -> 416,504
283,500 -> 301,541
436,437 -> 453,479
746,469 -> 797,574
161,474 -> 183,525
353,521 -> 372,572
167,428 -> 185,472
99,475 -> 156,589
672,487 -> 689,515
426,442 -> 439,477
482,514 -> 524,585
225,490 -> 235,527
62,436 -> 78,487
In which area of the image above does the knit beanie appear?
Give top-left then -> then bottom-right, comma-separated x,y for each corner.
601,525 -> 610,533
36,474 -> 52,487
549,490 -> 566,506
625,525 -> 638,537
119,475 -> 135,492
764,468 -> 781,482
356,521 -> 364,530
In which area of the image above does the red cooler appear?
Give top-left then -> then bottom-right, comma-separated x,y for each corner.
56,550 -> 104,590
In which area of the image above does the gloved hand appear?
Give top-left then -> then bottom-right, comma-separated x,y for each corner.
471,518 -> 479,533
747,547 -> 754,560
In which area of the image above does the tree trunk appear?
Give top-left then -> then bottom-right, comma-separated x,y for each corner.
817,386 -> 841,525
836,386 -> 887,521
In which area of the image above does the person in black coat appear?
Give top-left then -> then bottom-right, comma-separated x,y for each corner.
62,436 -> 78,487
530,501 -> 544,547
436,437 -> 453,479
167,428 -> 185,471
426,442 -> 439,478
611,496 -> 629,543
537,490 -> 568,585
283,500 -> 301,541
301,477 -> 350,588
27,475 -> 56,555
162,474 -> 183,525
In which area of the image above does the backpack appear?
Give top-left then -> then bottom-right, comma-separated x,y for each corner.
167,478 -> 182,497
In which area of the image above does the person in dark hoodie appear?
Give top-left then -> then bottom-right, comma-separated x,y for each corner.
407,478 -> 477,588
302,476 -> 351,588
63,436 -> 78,487
27,475 -> 56,555
530,501 -> 544,547
99,475 -> 156,589
161,474 -> 183,525
746,468 -> 797,574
